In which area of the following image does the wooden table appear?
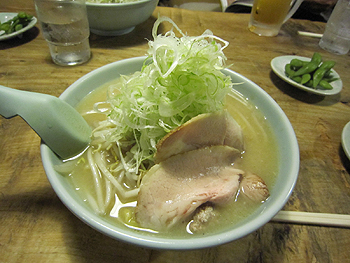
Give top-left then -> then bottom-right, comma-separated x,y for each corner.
1,1 -> 350,262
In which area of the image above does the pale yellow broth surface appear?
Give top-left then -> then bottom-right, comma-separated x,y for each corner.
68,80 -> 279,237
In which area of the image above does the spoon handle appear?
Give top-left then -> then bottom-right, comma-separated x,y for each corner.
0,84 -> 45,118
0,84 -> 91,159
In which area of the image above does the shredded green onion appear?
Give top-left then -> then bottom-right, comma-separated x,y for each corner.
102,16 -> 232,175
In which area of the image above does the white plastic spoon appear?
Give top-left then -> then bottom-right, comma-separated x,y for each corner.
0,85 -> 91,159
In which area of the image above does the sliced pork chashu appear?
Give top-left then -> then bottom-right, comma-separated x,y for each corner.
188,172 -> 270,233
154,110 -> 244,163
135,145 -> 244,230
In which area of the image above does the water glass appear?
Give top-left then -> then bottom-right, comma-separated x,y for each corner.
34,0 -> 91,66
319,0 -> 350,55
248,0 -> 304,37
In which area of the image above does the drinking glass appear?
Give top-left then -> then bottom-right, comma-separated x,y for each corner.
319,0 -> 350,55
34,0 -> 91,66
248,0 -> 304,37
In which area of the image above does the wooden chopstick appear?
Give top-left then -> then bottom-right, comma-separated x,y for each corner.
271,210 -> 350,228
297,31 -> 323,38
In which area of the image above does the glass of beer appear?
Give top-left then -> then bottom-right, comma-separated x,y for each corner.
248,0 -> 304,36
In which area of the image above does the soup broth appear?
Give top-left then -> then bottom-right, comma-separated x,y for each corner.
65,79 -> 279,237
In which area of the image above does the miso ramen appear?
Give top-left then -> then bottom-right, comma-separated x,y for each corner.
59,79 -> 279,238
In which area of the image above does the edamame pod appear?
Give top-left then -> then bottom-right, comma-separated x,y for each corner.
292,76 -> 302,83
323,76 -> 339,83
290,59 -> 304,69
312,60 -> 336,88
285,64 -> 295,77
18,12 -> 27,19
305,80 -> 313,87
319,79 -> 333,90
0,23 -> 10,32
293,52 -> 322,77
15,24 -> 23,31
301,74 -> 311,85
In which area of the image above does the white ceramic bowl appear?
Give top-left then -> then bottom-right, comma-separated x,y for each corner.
41,57 -> 300,250
86,0 -> 158,36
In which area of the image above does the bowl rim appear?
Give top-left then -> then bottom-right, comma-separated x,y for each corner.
41,56 -> 299,250
86,0 -> 157,7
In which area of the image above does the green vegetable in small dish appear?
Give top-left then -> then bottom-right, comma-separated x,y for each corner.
284,52 -> 337,90
0,12 -> 33,36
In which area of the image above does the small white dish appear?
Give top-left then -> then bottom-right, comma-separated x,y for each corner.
271,55 -> 342,96
342,121 -> 350,160
0,12 -> 37,41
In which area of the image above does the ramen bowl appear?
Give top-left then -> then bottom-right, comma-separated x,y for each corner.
86,0 -> 158,36
41,56 -> 299,250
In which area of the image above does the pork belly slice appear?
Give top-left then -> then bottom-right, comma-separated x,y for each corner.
135,145 -> 244,231
188,173 -> 270,233
154,110 -> 244,163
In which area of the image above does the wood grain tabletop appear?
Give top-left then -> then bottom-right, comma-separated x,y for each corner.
1,1 -> 350,262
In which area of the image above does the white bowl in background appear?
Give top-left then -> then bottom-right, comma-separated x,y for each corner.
86,0 -> 158,36
41,56 -> 299,250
